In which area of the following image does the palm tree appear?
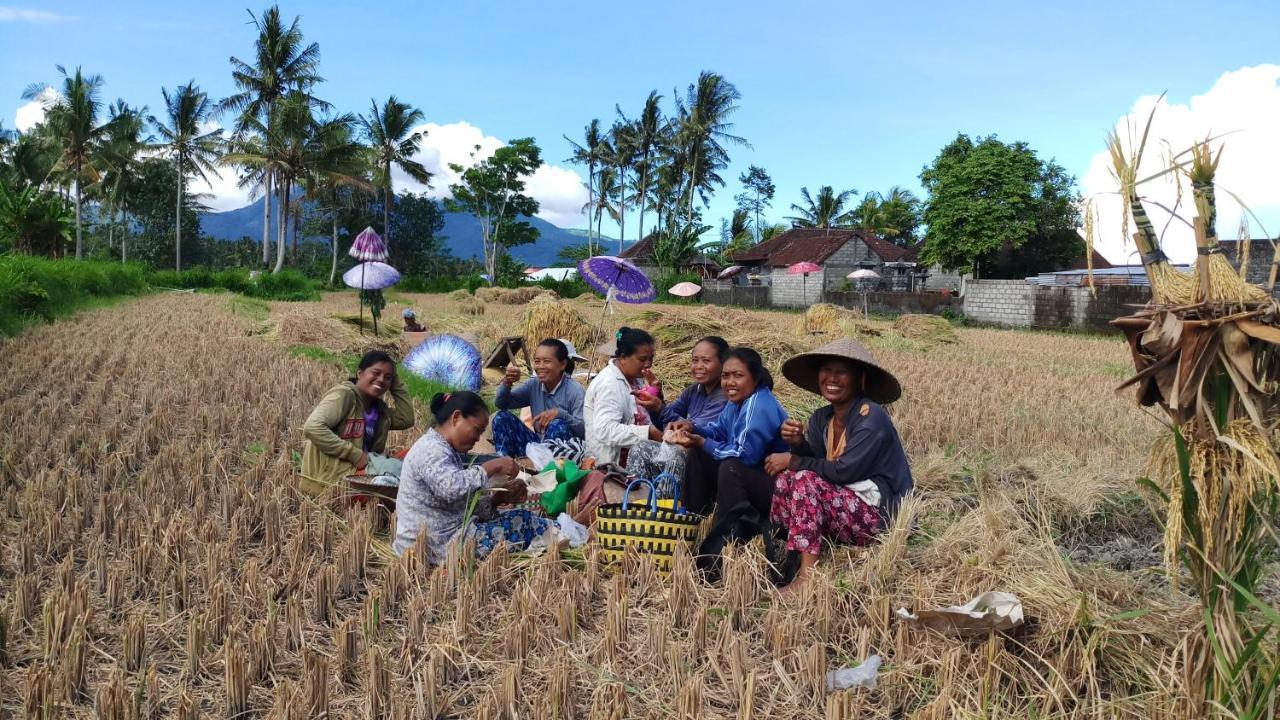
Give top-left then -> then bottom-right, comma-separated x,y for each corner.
300,115 -> 372,284
877,186 -> 922,245
594,166 -> 619,246
22,66 -> 111,259
786,186 -> 857,229
847,193 -> 899,238
608,118 -> 636,255
96,100 -> 148,261
564,118 -> 605,255
152,81 -> 223,271
360,96 -> 431,246
674,72 -> 750,224
221,5 -> 324,266
760,222 -> 788,242
630,91 -> 664,243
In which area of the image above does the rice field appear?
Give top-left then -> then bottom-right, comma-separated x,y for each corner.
0,290 -> 1225,717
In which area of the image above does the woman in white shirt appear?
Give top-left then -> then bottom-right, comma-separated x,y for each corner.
583,326 -> 664,467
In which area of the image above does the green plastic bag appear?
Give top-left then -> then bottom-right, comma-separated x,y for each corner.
538,460 -> 589,516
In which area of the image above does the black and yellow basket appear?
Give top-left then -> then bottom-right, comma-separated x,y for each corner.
595,475 -> 702,571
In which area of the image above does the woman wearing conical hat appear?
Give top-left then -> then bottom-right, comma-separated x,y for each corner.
764,338 -> 913,595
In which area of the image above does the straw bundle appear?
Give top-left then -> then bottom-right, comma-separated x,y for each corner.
522,297 -> 596,353
893,314 -> 958,344
795,303 -> 862,335
1186,141 -> 1268,304
455,295 -> 486,316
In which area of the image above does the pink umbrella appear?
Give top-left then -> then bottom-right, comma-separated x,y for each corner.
668,281 -> 702,297
787,261 -> 821,304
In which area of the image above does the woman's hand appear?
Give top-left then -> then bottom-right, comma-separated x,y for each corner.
667,419 -> 694,436
670,430 -> 701,449
355,451 -> 370,470
647,424 -> 664,442
482,456 -> 520,479
764,452 -> 793,476
780,419 -> 805,448
502,365 -> 521,386
642,368 -> 660,389
533,409 -> 558,432
632,389 -> 663,413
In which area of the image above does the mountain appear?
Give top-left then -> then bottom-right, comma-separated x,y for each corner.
199,196 -> 622,268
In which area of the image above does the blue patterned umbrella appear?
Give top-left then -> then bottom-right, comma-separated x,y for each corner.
577,255 -> 655,304
404,334 -> 483,392
342,261 -> 400,290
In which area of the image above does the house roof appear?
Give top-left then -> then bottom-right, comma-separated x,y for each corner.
1067,249 -> 1114,271
618,234 -> 655,261
731,227 -> 907,267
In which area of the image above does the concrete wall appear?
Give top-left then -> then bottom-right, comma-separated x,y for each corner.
827,290 -> 959,316
1220,240 -> 1276,287
962,280 -> 1151,331
962,280 -> 1033,327
924,264 -> 965,292
769,268 -> 825,307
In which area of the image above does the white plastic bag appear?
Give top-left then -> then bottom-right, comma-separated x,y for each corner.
896,591 -> 1024,636
556,512 -> 590,548
826,655 -> 881,691
525,442 -> 555,470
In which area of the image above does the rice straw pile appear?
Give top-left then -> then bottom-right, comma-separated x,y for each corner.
522,297 -> 597,355
477,287 -> 559,304
795,303 -> 862,336
893,314 -> 957,344
455,295 -> 485,316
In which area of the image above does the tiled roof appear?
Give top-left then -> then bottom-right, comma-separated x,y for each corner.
1068,249 -> 1114,270
618,234 -> 655,261
730,227 -> 904,267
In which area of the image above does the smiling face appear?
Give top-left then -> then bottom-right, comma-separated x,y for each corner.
690,341 -> 724,387
355,361 -> 395,401
532,344 -> 568,387
444,408 -> 490,454
721,357 -> 758,403
615,343 -> 655,381
817,359 -> 860,406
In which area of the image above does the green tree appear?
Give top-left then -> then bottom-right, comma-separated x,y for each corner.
607,118 -> 636,255
126,157 -> 205,268
759,222 -> 788,242
221,5 -> 324,266
152,81 -> 223,271
556,243 -> 593,266
447,138 -> 542,281
361,96 -> 432,245
564,118 -> 607,256
786,185 -> 857,229
716,208 -> 753,262
847,194 -> 898,239
299,114 -> 371,284
675,72 -> 749,223
1,131 -> 58,191
22,66 -> 112,259
919,133 -> 1082,277
385,193 -> 449,280
734,165 -> 774,243
653,222 -> 709,274
630,91 -> 665,244
876,186 -> 923,246
0,181 -> 73,255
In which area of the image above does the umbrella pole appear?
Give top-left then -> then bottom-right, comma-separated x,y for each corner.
590,266 -> 626,375
359,263 -> 366,336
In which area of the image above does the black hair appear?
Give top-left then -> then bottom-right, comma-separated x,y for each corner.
694,336 -> 729,362
614,326 -> 655,358
429,390 -> 488,425
538,338 -> 574,375
349,350 -> 396,383
724,347 -> 774,390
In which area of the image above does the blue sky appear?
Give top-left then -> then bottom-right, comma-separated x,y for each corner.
4,0 -> 1279,261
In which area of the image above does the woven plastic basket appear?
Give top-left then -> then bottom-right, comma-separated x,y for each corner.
595,474 -> 702,571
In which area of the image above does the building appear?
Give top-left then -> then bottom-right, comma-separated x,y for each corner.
1218,238 -> 1278,288
727,228 -> 920,305
617,235 -> 722,279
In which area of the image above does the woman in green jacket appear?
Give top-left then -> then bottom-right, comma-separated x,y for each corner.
300,350 -> 416,496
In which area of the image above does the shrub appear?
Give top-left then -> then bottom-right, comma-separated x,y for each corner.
0,255 -> 149,335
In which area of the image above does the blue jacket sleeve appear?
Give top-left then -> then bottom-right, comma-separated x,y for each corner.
703,393 -> 782,466
495,378 -> 533,410
693,402 -> 729,443
657,385 -> 693,429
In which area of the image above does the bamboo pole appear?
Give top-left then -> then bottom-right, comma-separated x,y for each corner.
1194,216 -> 1211,303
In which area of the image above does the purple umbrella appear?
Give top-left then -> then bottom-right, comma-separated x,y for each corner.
348,227 -> 388,262
577,255 -> 655,304
342,261 -> 401,290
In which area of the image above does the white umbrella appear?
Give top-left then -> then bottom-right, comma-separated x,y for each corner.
847,269 -> 881,316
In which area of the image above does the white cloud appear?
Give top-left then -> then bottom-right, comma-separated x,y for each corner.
1082,64 -> 1280,264
0,6 -> 70,22
390,120 -> 588,227
14,86 -> 55,132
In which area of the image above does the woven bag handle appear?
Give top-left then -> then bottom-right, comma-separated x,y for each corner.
621,478 -> 659,513
652,471 -> 683,513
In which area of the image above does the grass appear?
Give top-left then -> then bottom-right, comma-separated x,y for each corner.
0,254 -> 150,336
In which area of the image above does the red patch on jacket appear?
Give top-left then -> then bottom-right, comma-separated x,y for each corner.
340,418 -> 365,440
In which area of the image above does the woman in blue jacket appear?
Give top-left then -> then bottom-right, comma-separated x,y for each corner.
669,347 -> 788,517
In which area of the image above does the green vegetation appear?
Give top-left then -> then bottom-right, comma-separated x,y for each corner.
0,255 -> 148,335
150,267 -> 321,300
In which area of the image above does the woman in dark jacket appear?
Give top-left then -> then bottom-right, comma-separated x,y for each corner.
763,338 -> 912,595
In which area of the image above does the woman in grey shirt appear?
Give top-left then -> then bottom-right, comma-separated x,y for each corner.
394,391 -> 552,564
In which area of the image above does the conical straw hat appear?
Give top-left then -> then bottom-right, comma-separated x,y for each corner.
781,337 -> 902,404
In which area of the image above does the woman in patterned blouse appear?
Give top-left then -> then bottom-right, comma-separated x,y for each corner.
393,391 -> 552,563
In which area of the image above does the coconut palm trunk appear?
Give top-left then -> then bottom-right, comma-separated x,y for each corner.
262,167 -> 272,266
175,156 -> 183,271
274,183 -> 289,273
618,166 -> 626,255
74,165 -> 84,259
329,212 -> 339,286
382,160 -> 392,244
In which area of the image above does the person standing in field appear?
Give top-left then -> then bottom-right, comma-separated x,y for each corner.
491,338 -> 586,458
300,350 -> 416,496
627,336 -> 729,492
668,347 -> 789,518
393,391 -> 551,563
764,338 -> 913,596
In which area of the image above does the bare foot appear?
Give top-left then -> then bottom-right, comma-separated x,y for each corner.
777,578 -> 808,600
